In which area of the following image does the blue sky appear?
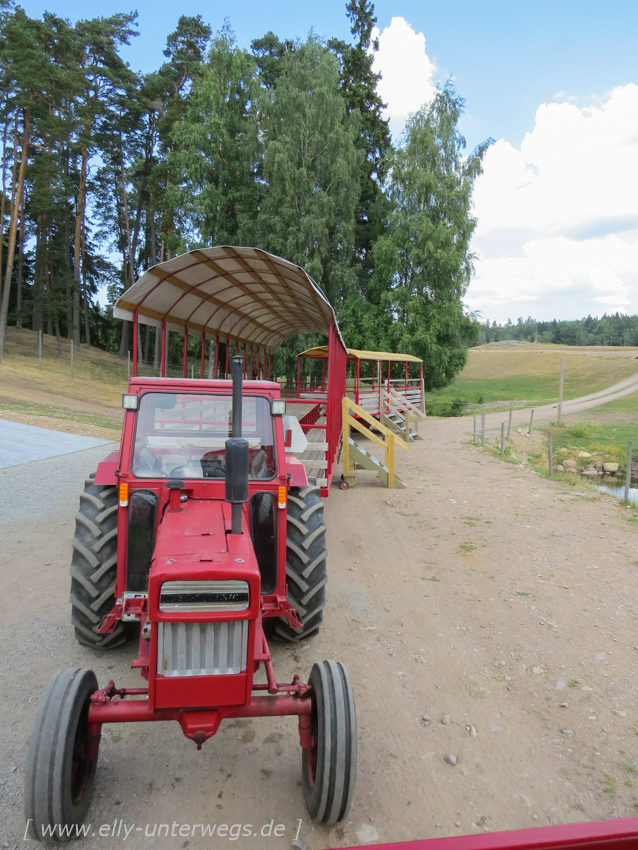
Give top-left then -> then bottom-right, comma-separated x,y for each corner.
24,0 -> 638,152
23,0 -> 638,322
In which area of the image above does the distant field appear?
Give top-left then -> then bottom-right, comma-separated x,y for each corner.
426,344 -> 638,412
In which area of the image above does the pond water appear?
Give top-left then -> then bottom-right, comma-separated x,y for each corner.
597,475 -> 638,504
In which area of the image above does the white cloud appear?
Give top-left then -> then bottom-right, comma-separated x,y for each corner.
371,17 -> 437,137
468,84 -> 638,322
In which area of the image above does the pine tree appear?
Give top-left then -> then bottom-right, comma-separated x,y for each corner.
329,1 -> 391,288
373,85 -> 490,388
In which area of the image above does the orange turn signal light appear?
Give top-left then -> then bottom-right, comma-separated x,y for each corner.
119,482 -> 129,507
277,486 -> 286,509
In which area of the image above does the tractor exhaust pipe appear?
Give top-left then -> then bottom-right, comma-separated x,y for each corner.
225,355 -> 249,534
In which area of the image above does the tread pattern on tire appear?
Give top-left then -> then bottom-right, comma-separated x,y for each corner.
25,668 -> 99,842
303,660 -> 357,824
69,474 -> 125,649
274,477 -> 327,641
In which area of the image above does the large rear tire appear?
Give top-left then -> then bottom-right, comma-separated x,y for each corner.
302,660 -> 357,824
273,478 -> 327,641
69,474 -> 125,649
24,668 -> 100,842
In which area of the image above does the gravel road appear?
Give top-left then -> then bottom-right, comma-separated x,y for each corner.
2,415 -> 638,849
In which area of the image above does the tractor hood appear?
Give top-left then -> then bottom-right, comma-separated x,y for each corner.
147,498 -> 261,623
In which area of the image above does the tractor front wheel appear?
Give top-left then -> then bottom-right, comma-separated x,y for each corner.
273,478 -> 327,641
302,660 -> 357,824
24,668 -> 100,842
70,474 -> 125,649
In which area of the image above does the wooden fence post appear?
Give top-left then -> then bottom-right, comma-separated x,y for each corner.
548,432 -> 553,479
529,408 -> 534,435
507,408 -> 513,440
500,422 -> 505,457
557,357 -> 565,426
481,413 -> 486,448
625,441 -> 633,504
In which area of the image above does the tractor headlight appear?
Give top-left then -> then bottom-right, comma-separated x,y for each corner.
159,580 -> 249,613
270,399 -> 286,416
122,393 -> 139,410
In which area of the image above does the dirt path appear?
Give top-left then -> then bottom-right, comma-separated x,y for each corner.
2,414 -> 638,848
482,370 -> 638,427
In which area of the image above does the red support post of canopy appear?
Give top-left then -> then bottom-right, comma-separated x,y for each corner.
132,312 -> 139,378
214,337 -> 219,379
243,343 -> 247,379
160,320 -> 166,378
296,355 -> 301,398
182,326 -> 188,378
200,331 -> 206,379
419,361 -> 423,408
225,340 -> 229,378
404,360 -> 408,400
355,359 -> 360,406
322,359 -> 325,393
268,349 -> 272,380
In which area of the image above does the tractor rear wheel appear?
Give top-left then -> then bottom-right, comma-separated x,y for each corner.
70,474 -> 125,649
24,668 -> 100,842
274,478 -> 327,641
302,660 -> 357,824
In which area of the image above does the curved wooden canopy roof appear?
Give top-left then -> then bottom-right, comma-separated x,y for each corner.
113,246 -> 342,351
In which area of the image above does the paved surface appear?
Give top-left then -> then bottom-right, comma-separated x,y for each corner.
0,419 -> 109,469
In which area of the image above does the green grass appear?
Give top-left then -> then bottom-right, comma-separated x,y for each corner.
425,345 -> 638,413
0,396 -> 121,431
550,422 -> 636,467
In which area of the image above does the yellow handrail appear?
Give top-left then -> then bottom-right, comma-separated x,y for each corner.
342,396 -> 408,488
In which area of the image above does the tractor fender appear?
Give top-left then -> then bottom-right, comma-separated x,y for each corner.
286,454 -> 308,488
94,452 -> 120,485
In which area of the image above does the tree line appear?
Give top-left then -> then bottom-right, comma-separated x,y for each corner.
478,314 -> 638,347
0,0 -> 489,389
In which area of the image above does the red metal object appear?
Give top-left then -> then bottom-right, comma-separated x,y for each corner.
160,320 -> 166,377
182,325 -> 188,378
94,452 -> 119,485
200,331 -> 205,378
325,319 -> 347,493
338,818 -> 638,850
132,312 -> 139,377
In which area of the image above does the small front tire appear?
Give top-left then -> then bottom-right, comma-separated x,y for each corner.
25,668 -> 100,843
302,660 -> 357,824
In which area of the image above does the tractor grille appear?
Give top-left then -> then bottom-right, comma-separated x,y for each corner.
157,620 -> 248,677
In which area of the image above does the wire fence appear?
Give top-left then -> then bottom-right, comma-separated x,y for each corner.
3,327 -> 129,386
2,328 -> 268,387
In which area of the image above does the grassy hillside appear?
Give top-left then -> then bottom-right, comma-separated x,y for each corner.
426,343 -> 638,413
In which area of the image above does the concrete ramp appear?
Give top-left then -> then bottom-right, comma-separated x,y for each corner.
0,420 -> 109,469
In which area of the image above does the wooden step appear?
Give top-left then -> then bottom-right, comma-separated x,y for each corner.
348,438 -> 404,489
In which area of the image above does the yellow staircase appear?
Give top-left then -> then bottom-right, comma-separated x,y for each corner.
341,397 -> 408,489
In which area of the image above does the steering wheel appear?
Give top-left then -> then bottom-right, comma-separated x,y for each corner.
166,464 -> 193,479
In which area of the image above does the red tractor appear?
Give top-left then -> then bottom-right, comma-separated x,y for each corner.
24,356 -> 356,842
